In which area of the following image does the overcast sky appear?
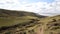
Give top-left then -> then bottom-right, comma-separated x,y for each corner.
0,0 -> 60,16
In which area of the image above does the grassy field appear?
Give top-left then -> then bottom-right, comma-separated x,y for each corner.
0,16 -> 39,27
0,9 -> 43,27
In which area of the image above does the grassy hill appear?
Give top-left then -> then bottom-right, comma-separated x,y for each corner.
0,9 -> 60,34
0,9 -> 46,18
42,15 -> 60,34
0,9 -> 46,27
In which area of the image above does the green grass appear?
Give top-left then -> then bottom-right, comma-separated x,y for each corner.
0,16 -> 38,27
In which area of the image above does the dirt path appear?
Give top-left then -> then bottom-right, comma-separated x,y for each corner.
40,26 -> 44,34
36,25 -> 44,34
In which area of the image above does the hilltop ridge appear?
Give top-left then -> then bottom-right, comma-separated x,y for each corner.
0,9 -> 46,18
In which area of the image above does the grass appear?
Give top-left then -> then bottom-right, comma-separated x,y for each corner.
42,15 -> 60,34
0,9 -> 60,34
0,16 -> 38,27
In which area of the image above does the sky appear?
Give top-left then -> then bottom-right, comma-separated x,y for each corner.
0,0 -> 60,16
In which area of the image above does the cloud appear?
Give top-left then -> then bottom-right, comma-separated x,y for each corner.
0,0 -> 60,16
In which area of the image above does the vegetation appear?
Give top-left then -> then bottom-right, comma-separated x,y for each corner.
43,15 -> 60,34
0,9 -> 46,27
0,9 -> 60,34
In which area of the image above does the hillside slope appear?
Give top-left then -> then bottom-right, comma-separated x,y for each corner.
42,15 -> 60,34
0,9 -> 60,34
0,9 -> 45,34
0,9 -> 46,18
0,9 -> 46,27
